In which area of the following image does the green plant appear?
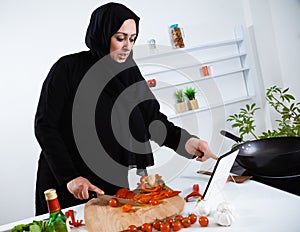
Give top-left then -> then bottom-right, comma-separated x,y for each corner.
184,87 -> 197,100
227,86 -> 300,140
227,103 -> 260,140
174,89 -> 185,103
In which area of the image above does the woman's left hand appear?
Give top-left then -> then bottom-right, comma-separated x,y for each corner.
185,137 -> 218,161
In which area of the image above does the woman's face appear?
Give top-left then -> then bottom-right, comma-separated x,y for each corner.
110,19 -> 137,63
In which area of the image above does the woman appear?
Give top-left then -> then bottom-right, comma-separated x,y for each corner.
34,2 -> 217,215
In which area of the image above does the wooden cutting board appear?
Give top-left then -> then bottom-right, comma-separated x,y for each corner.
84,195 -> 185,232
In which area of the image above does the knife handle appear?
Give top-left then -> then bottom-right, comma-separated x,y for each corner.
88,191 -> 97,199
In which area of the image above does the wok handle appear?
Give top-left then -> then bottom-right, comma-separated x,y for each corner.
220,130 -> 243,143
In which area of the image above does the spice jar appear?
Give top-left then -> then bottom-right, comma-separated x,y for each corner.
169,24 -> 185,48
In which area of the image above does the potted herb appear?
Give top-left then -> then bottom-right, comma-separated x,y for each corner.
227,85 -> 300,140
184,87 -> 199,110
174,89 -> 187,113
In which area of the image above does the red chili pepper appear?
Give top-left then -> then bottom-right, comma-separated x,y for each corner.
193,184 -> 199,192
65,209 -> 83,227
184,184 -> 203,202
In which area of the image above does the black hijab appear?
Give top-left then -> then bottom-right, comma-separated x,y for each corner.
85,2 -> 154,169
85,2 -> 139,59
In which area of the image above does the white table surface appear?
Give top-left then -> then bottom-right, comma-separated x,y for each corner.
1,160 -> 300,232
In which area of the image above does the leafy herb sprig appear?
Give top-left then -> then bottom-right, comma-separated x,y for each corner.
227,85 -> 300,140
227,103 -> 260,140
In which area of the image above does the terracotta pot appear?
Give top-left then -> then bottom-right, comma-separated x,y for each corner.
187,99 -> 199,110
175,102 -> 188,113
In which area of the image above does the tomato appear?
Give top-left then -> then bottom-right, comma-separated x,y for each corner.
128,224 -> 138,231
165,217 -> 173,225
108,197 -> 118,207
188,213 -> 197,224
199,216 -> 209,227
181,217 -> 191,228
122,204 -> 132,212
152,219 -> 161,231
140,223 -> 152,232
116,188 -> 129,198
171,220 -> 182,231
174,215 -> 183,222
160,222 -> 170,232
149,199 -> 158,206
125,190 -> 135,199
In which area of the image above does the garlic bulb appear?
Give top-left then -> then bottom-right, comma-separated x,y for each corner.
195,200 -> 210,216
214,202 -> 237,226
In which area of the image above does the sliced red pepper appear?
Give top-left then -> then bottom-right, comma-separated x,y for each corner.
137,195 -> 153,204
166,190 -> 181,198
141,185 -> 162,193
150,190 -> 167,200
152,194 -> 165,201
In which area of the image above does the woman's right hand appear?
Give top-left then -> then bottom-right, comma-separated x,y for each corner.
67,176 -> 104,200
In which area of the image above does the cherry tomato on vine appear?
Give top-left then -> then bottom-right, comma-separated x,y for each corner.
188,213 -> 197,224
160,222 -> 170,232
181,217 -> 191,228
140,222 -> 152,232
199,216 -> 209,227
108,198 -> 118,207
128,224 -> 138,231
152,219 -> 161,231
171,220 -> 182,231
174,215 -> 183,221
165,217 -> 173,225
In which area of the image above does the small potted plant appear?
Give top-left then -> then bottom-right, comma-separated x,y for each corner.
184,87 -> 199,110
174,89 -> 187,113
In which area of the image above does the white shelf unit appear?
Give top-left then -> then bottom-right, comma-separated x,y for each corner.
135,31 -> 253,119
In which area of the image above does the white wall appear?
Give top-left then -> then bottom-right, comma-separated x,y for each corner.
0,0 -> 299,225
268,0 -> 300,100
242,0 -> 300,129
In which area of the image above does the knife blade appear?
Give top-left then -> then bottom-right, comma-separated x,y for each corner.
98,194 -> 141,206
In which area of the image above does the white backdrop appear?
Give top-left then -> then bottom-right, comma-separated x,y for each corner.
0,0 -> 299,225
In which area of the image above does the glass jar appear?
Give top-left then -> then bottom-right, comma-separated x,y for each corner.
169,24 -> 185,48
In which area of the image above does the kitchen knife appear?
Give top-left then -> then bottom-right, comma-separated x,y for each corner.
98,194 -> 141,206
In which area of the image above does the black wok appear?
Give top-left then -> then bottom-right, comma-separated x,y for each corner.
221,130 -> 300,177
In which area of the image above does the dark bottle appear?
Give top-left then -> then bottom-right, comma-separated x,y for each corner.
44,189 -> 69,232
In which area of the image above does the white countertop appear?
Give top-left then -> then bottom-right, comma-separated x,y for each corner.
1,160 -> 300,232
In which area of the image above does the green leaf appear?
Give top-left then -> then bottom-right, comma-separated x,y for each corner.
282,88 -> 289,93
246,104 -> 250,111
